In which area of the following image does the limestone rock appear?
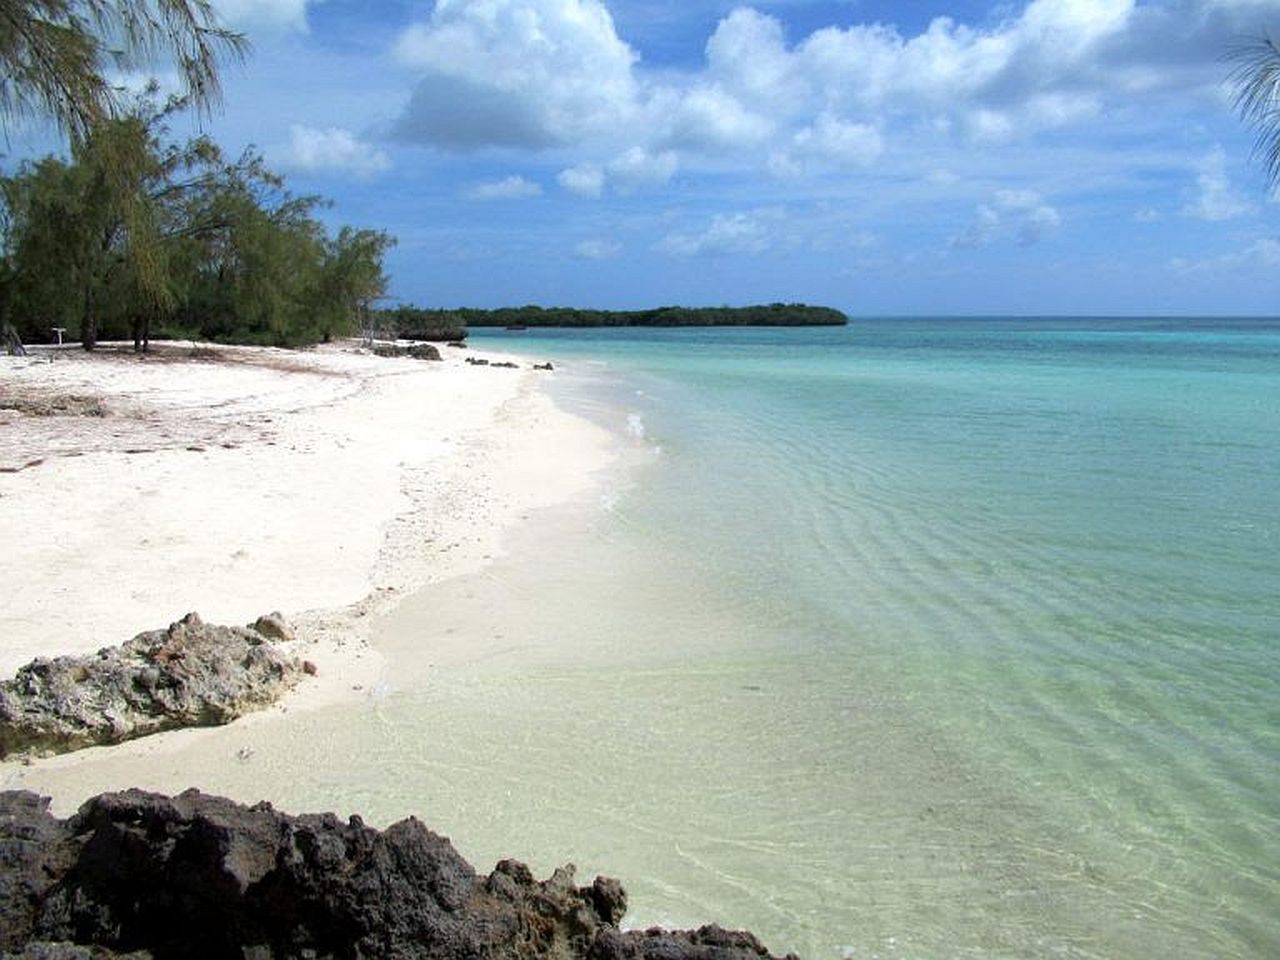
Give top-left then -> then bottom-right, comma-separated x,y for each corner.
250,612 -> 295,643
0,613 -> 302,759
0,789 -> 795,960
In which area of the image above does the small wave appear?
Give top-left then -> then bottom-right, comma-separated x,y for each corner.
626,412 -> 646,439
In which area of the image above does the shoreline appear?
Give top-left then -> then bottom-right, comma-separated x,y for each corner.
0,339 -> 621,806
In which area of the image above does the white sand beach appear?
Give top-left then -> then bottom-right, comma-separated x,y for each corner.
0,340 -> 618,808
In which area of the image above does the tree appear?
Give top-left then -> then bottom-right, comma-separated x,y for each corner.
0,0 -> 248,143
1228,35 -> 1280,191
2,101 -> 397,350
315,226 -> 396,342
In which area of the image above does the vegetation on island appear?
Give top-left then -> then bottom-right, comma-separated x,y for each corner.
376,303 -> 849,333
0,2 -> 393,352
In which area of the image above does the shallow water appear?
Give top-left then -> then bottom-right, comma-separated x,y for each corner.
61,319 -> 1271,959
418,319 -> 1277,959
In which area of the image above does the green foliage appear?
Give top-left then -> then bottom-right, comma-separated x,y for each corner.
372,305 -> 468,342
0,96 -> 395,349
403,303 -> 849,329
0,0 -> 248,143
1228,35 -> 1280,192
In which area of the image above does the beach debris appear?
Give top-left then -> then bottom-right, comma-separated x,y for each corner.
0,612 -> 304,759
0,787 -> 795,960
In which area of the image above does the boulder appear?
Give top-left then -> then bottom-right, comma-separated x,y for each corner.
0,789 -> 794,960
0,613 -> 302,759
408,343 -> 442,361
249,612 -> 295,643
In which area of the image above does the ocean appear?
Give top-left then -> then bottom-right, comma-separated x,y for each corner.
437,317 -> 1278,959
272,318 -> 1276,959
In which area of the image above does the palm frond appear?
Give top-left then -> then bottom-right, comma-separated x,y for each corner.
1226,34 -> 1280,191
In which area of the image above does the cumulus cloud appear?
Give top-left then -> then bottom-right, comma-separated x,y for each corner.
287,125 -> 390,178
954,189 -> 1061,247
607,147 -> 678,192
656,210 -> 780,257
778,113 -> 884,173
466,175 -> 543,200
557,150 -> 676,196
383,0 -> 1280,201
1184,146 -> 1253,221
558,164 -> 605,197
392,0 -> 638,150
213,0 -> 310,33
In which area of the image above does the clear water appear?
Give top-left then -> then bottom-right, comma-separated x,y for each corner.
426,318 -> 1278,959
50,319 -> 1272,959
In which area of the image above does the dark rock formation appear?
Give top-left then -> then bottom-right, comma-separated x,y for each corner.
0,789 -> 793,960
532,363 -> 554,372
370,343 -> 442,361
0,613 -> 302,759
407,344 -> 442,361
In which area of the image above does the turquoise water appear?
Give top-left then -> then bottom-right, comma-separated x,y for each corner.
444,318 -> 1280,958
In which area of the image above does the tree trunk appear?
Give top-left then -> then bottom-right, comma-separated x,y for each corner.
81,283 -> 97,351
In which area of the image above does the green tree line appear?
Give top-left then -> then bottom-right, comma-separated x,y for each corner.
1,94 -> 394,350
377,303 -> 849,332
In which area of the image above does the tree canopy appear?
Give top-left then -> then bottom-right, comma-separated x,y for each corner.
380,304 -> 849,330
0,0 -> 247,142
1,95 -> 395,349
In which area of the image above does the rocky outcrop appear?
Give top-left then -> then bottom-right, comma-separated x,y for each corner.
370,343 -> 442,361
0,789 -> 793,960
0,613 -> 302,759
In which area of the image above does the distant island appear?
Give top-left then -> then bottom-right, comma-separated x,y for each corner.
376,303 -> 847,339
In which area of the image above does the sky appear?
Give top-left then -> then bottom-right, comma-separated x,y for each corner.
8,0 -> 1280,315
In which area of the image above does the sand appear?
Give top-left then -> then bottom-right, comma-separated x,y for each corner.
0,339 -> 618,804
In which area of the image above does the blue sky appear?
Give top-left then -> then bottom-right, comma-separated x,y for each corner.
9,0 -> 1280,315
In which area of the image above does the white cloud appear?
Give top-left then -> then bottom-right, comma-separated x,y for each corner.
558,164 -> 605,197
1184,146 -> 1253,221
607,147 -> 679,193
663,85 -> 774,151
1169,236 -> 1280,272
379,0 -> 1280,205
287,125 -> 390,178
558,150 -> 677,196
466,175 -> 543,200
575,239 -> 622,259
656,210 -> 779,257
392,0 -> 638,149
954,189 -> 1061,247
213,0 -> 310,33
792,113 -> 884,168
